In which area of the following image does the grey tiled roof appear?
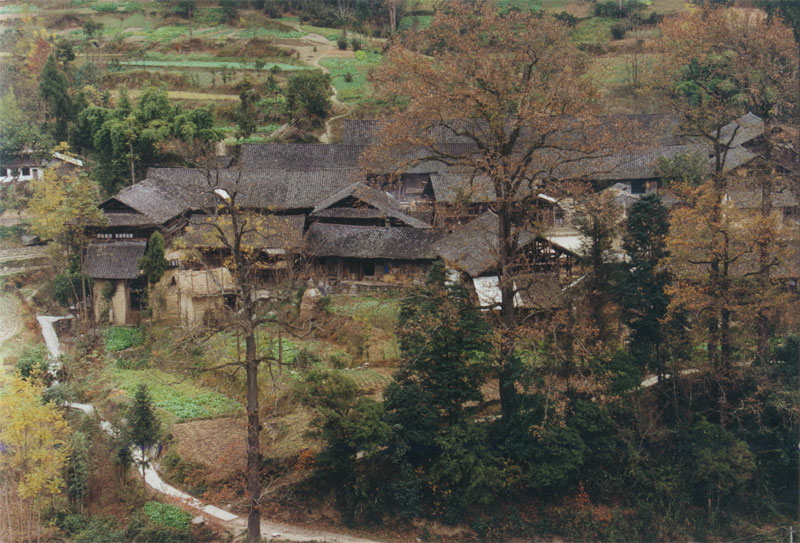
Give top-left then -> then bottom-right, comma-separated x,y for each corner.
112,179 -> 198,224
717,112 -> 764,149
311,182 -> 431,228
103,212 -> 156,227
429,173 -> 495,203
341,115 -> 686,146
305,223 -> 445,260
434,212 -> 537,277
85,241 -> 146,280
148,167 -> 359,211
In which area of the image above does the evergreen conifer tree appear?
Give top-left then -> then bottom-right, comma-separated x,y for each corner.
127,384 -> 160,487
622,194 -> 670,377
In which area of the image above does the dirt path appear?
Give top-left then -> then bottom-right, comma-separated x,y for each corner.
280,26 -> 353,143
0,291 -> 21,358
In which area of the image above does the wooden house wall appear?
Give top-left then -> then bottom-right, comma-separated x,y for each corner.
311,257 -> 430,286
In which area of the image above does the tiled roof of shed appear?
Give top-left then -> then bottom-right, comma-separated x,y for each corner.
85,241 -> 146,280
717,112 -> 764,149
305,223 -> 445,260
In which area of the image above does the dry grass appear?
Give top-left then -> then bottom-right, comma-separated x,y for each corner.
263,408 -> 323,460
170,416 -> 247,482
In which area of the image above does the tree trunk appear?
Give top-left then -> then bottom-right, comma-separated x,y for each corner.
756,160 -> 773,364
497,203 -> 518,421
129,139 -> 136,186
245,326 -> 261,543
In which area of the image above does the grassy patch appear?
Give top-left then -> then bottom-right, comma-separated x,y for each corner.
142,501 -> 191,530
298,24 -> 342,41
92,2 -> 121,13
647,0 -> 689,14
572,17 -> 616,44
112,368 -> 243,421
398,15 -> 433,31
328,294 -> 400,331
104,326 -> 144,352
496,0 -> 542,13
335,367 -> 393,393
542,0 -> 591,15
229,27 -> 305,40
118,59 -> 310,71
589,53 -> 659,90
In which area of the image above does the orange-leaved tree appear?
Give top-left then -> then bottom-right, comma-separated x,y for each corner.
657,7 -> 798,371
365,0 -> 641,419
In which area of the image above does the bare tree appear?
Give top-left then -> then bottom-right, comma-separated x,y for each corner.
172,148 -> 308,543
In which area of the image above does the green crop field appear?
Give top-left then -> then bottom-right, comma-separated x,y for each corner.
112,368 -> 243,422
0,4 -> 37,14
320,51 -> 382,105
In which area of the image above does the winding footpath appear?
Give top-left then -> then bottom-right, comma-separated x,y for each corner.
35,315 -> 382,543
282,25 -> 353,143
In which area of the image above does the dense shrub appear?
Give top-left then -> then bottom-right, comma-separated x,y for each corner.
594,1 -> 623,18
554,11 -> 577,27
91,2 -> 119,12
52,271 -> 92,308
294,347 -> 320,371
611,22 -> 628,40
15,343 -> 50,378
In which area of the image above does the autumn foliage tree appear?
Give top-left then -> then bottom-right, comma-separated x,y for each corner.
0,374 -> 71,542
28,166 -> 105,323
657,7 -> 798,373
367,0 -> 635,420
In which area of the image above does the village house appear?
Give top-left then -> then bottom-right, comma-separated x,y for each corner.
81,113 -> 795,326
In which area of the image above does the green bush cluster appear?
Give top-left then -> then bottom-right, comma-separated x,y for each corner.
55,509 -> 195,543
91,2 -> 120,13
302,263 -> 798,538
15,343 -> 50,378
